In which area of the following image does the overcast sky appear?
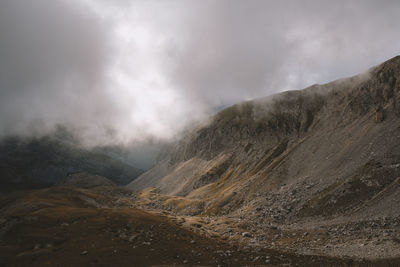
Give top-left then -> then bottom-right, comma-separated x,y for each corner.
0,0 -> 399,145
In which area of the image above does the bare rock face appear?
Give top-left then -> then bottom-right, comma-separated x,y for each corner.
57,172 -> 115,188
128,56 -> 400,221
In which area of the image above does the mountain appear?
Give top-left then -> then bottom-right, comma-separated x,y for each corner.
127,56 -> 400,257
0,132 -> 144,191
127,56 -> 400,259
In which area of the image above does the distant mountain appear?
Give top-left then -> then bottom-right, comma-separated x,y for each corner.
128,55 -> 400,221
0,133 -> 144,191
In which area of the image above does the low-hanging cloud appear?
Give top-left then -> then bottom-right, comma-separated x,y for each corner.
0,0 -> 400,145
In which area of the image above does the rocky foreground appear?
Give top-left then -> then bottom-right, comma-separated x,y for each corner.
133,187 -> 400,262
1,185 -> 399,266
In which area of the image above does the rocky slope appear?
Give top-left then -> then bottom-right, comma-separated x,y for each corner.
128,55 -> 400,258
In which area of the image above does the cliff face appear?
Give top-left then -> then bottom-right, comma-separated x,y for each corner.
128,56 -> 400,220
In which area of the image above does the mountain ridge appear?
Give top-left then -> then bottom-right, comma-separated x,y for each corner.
128,55 -> 400,217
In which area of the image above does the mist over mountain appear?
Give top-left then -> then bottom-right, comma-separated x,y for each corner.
2,1 -> 400,265
0,127 -> 148,191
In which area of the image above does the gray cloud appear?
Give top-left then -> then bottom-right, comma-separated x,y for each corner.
169,0 -> 400,104
0,0 -> 399,145
0,0 -> 114,139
